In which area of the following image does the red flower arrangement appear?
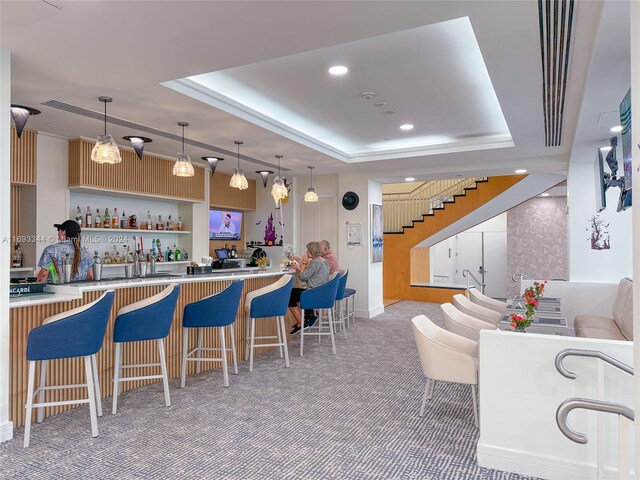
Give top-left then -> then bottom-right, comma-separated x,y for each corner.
511,280 -> 548,332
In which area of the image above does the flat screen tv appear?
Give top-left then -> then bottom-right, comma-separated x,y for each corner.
209,209 -> 242,241
618,88 -> 632,210
594,149 -> 607,213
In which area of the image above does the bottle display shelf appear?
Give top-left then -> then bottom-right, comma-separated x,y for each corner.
82,228 -> 191,234
101,261 -> 190,268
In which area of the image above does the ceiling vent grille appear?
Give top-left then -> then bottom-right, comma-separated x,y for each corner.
40,100 -> 287,170
538,0 -> 575,147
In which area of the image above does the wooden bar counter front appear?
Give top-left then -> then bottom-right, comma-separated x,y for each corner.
9,270 -> 286,428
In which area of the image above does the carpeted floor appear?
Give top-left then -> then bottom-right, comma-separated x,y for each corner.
0,301 -> 535,479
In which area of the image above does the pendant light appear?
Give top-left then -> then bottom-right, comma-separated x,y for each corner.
202,156 -> 224,177
230,140 -> 249,190
91,96 -> 122,164
256,170 -> 274,187
304,166 -> 319,202
173,122 -> 195,177
10,104 -> 41,139
123,136 -> 152,161
271,154 -> 288,205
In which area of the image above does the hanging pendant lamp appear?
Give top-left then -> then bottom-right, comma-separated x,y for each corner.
10,104 -> 41,139
203,156 -> 224,177
91,96 -> 122,164
271,154 -> 288,205
230,140 -> 249,190
123,136 -> 152,161
304,166 -> 319,202
173,122 -> 195,177
256,170 -> 274,187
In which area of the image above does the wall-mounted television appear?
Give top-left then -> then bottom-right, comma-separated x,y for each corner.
594,149 -> 607,213
209,209 -> 242,241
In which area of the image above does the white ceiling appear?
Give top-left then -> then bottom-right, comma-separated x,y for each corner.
0,0 -> 618,183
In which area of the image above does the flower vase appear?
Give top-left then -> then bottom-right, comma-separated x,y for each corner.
258,264 -> 266,271
514,326 -> 527,333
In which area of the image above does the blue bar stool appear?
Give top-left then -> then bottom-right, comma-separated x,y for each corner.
333,269 -> 349,337
300,273 -> 341,356
180,281 -> 244,388
112,284 -> 180,415
244,274 -> 294,371
23,290 -> 115,447
344,287 -> 357,327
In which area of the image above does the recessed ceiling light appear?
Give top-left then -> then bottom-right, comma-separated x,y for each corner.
610,125 -> 623,133
405,177 -> 415,182
540,193 -> 550,197
600,146 -> 612,153
515,169 -> 527,174
400,124 -> 414,131
328,65 -> 348,75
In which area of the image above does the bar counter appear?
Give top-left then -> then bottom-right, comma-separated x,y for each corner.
9,268 -> 287,427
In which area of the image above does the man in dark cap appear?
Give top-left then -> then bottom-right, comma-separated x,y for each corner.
36,220 -> 94,282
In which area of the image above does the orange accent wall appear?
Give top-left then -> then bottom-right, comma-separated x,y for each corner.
383,175 -> 525,302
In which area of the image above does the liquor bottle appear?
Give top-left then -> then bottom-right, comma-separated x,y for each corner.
174,244 -> 181,262
102,250 -> 113,264
156,239 -> 164,262
156,214 -> 164,231
120,210 -> 127,229
182,249 -> 189,261
112,208 -> 119,229
12,243 -> 22,268
146,211 -> 152,230
94,208 -> 101,228
85,206 -> 93,228
103,208 -> 111,229
177,216 -> 183,231
75,204 -> 83,227
150,238 -> 156,257
166,215 -> 174,231
165,246 -> 172,262
113,245 -> 122,264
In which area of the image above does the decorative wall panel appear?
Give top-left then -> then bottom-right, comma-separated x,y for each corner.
507,196 -> 568,297
210,172 -> 256,211
10,126 -> 37,185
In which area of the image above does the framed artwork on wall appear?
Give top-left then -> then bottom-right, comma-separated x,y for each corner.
371,204 -> 383,263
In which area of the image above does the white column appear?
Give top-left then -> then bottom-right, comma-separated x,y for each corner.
0,49 -> 14,442
631,1 -> 640,476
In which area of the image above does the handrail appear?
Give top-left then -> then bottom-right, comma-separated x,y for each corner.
462,269 -> 485,294
556,398 -> 634,444
555,348 -> 634,380
511,272 -> 533,282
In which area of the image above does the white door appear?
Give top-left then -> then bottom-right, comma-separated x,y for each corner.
483,231 -> 507,298
454,232 -> 483,287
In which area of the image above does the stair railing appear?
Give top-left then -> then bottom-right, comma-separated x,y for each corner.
462,269 -> 485,294
511,272 -> 533,282
554,348 -> 635,479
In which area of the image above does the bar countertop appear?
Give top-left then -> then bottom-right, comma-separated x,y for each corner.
9,267 -> 288,308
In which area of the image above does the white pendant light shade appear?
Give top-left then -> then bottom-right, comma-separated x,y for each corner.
304,187 -> 318,203
91,97 -> 122,164
304,165 -> 318,202
173,153 -> 195,177
173,122 -> 194,177
91,134 -> 122,164
230,140 -> 248,190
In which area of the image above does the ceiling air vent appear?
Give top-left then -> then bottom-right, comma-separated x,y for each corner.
538,0 -> 576,147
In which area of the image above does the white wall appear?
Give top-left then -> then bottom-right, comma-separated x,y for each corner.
0,49 -> 13,442
478,330 -> 634,479
568,157 -> 632,283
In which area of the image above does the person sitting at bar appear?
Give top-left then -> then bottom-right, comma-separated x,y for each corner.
320,239 -> 341,274
288,241 -> 329,334
36,220 -> 94,283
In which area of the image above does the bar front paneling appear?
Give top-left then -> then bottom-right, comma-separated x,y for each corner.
10,274 -> 284,427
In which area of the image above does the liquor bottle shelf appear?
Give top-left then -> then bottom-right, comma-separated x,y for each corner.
101,261 -> 190,268
82,228 -> 191,234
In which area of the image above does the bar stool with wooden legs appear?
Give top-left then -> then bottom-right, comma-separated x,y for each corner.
112,284 -> 180,415
181,280 -> 244,388
23,290 -> 115,447
300,273 -> 341,356
244,274 -> 294,371
332,269 -> 349,337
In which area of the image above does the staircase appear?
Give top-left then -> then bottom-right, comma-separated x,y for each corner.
383,177 -> 487,233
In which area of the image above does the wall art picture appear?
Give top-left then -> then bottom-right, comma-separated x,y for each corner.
371,204 -> 383,263
587,214 -> 610,250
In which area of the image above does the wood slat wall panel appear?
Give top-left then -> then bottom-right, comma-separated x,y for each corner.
10,127 -> 37,186
68,139 -> 205,202
210,172 -> 256,211
10,186 -> 21,253
10,276 -> 286,427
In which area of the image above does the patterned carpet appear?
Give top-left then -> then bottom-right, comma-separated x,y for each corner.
0,301 -> 535,479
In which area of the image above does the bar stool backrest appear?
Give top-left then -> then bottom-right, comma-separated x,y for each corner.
183,280 -> 244,328
27,290 -> 115,361
114,284 -> 180,342
335,269 -> 349,301
247,274 -> 294,318
300,273 -> 341,310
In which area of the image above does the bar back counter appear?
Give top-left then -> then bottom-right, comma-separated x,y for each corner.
9,268 -> 284,428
